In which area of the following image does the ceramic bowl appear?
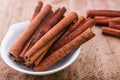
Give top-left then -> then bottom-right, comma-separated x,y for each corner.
0,21 -> 80,75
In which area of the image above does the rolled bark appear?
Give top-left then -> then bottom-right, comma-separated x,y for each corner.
34,28 -> 95,71
9,4 -> 52,58
109,22 -> 120,30
31,1 -> 43,20
20,7 -> 66,58
24,12 -> 78,60
87,10 -> 120,18
102,27 -> 120,38
95,17 -> 120,26
44,18 -> 95,58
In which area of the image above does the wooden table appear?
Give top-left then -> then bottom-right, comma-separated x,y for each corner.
0,0 -> 120,80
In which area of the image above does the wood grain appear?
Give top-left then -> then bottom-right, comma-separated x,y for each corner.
0,0 -> 120,80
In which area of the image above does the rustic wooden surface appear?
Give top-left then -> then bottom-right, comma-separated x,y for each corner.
0,0 -> 120,80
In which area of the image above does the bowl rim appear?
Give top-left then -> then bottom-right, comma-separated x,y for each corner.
0,21 -> 80,75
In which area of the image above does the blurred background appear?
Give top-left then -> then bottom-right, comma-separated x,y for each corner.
0,0 -> 120,43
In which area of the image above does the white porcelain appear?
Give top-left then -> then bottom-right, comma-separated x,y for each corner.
0,21 -> 80,75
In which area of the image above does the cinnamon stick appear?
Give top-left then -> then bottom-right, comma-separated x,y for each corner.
95,17 -> 120,26
94,16 -> 109,19
25,30 -> 65,67
24,12 -> 78,60
61,16 -> 85,38
20,10 -> 53,59
31,1 -> 43,20
20,7 -> 66,59
45,18 -> 95,58
34,28 -> 95,71
87,10 -> 120,18
13,1 -> 44,61
109,22 -> 120,30
20,7 -> 66,58
102,27 -> 120,38
9,4 -> 52,58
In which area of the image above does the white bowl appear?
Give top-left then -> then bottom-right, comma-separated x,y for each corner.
0,21 -> 80,75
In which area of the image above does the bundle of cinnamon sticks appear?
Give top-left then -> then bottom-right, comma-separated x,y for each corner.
87,10 -> 120,38
9,1 -> 95,71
